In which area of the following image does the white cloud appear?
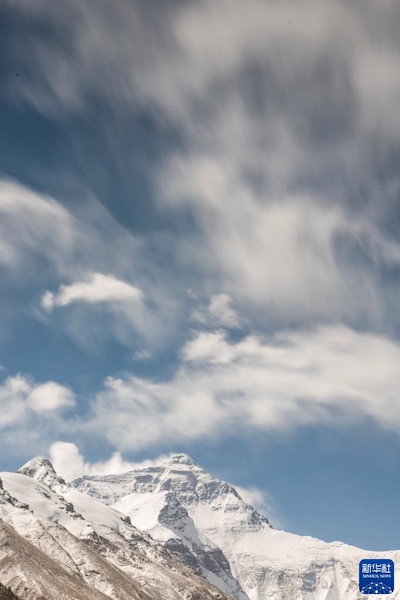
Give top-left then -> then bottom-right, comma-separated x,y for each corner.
42,272 -> 144,310
48,441 -> 173,482
181,330 -> 236,365
3,323 -> 400,466
27,382 -> 76,412
39,272 -> 169,351
0,375 -> 76,460
90,325 -> 400,451
0,375 -> 32,428
0,375 -> 75,426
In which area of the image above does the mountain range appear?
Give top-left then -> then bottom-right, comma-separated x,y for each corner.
0,453 -> 395,599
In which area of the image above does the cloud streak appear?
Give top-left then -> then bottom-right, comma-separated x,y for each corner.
3,323 -> 400,464
160,160 -> 400,326
3,2 -> 400,334
88,324 -> 400,451
0,178 -> 74,276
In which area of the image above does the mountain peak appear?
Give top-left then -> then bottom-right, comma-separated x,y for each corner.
18,455 -> 56,476
164,453 -> 197,467
18,456 -> 66,489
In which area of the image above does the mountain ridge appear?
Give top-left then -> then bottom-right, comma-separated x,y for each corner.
71,453 -> 400,600
8,453 -> 400,599
0,458 -> 232,600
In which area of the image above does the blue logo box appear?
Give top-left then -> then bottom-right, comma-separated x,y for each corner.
359,559 -> 394,595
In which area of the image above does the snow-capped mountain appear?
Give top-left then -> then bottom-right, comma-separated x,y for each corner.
70,453 -> 400,600
0,458 -> 231,600
1,452 -> 398,600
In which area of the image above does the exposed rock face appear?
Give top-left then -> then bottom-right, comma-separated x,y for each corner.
0,581 -> 20,600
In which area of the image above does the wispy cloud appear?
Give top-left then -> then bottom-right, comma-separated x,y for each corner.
0,178 -> 139,284
3,322 -> 400,462
161,162 -> 400,325
0,178 -> 74,276
88,324 -> 400,451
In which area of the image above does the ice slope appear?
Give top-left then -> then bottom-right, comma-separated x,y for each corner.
73,453 -> 400,600
2,462 -> 231,600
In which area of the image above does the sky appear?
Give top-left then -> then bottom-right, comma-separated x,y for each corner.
0,0 -> 400,551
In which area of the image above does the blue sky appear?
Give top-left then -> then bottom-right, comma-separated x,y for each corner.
1,0 -> 400,551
